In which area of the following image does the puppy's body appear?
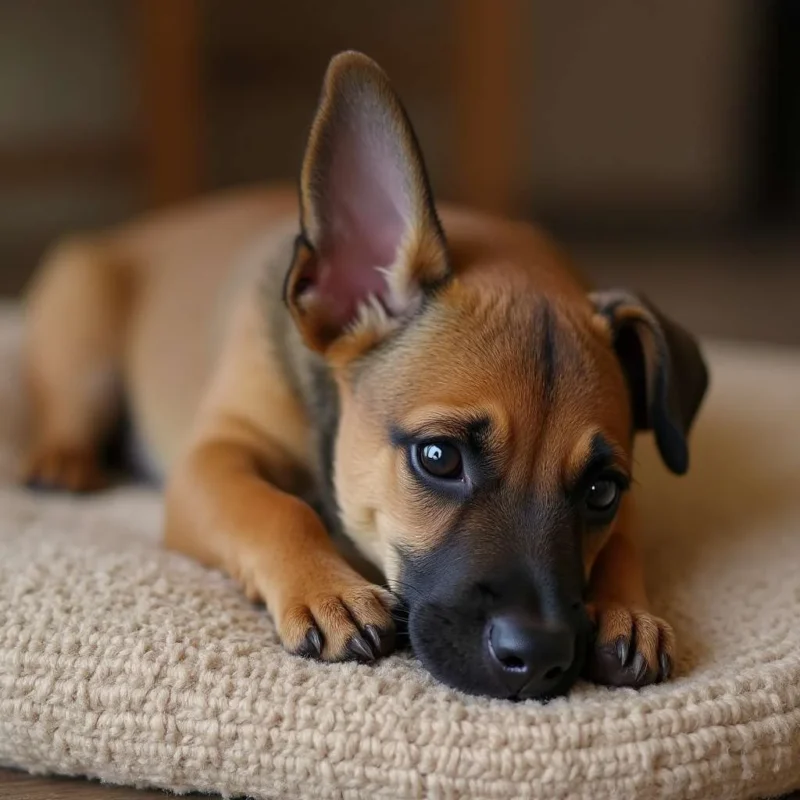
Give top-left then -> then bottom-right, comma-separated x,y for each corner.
25,187 -> 294,476
21,53 -> 707,700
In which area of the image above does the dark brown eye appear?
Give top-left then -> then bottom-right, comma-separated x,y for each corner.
585,479 -> 620,515
417,442 -> 463,479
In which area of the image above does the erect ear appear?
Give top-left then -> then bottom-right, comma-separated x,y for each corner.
284,51 -> 449,354
590,290 -> 709,475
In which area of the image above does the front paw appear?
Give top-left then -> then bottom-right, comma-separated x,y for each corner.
21,442 -> 108,493
584,603 -> 675,688
277,575 -> 397,663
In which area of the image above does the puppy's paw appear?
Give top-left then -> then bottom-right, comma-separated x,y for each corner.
278,576 -> 397,663
21,443 -> 108,493
584,603 -> 675,688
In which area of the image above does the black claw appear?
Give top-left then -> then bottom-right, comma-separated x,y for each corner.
296,626 -> 323,658
370,623 -> 397,657
632,652 -> 648,683
659,651 -> 672,680
363,625 -> 383,653
347,633 -> 376,662
616,637 -> 630,666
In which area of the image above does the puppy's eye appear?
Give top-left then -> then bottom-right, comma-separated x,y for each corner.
584,479 -> 620,517
417,442 -> 463,479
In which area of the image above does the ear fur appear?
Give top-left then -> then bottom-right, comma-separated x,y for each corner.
591,290 -> 709,474
285,51 -> 448,354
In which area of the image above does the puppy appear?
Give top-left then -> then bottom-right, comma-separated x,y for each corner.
19,51 -> 708,700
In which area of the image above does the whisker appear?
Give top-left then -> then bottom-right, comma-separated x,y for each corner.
388,579 -> 424,600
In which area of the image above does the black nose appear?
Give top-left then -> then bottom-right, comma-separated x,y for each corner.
486,613 -> 575,698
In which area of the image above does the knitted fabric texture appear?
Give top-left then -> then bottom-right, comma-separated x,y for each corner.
0,305 -> 799,800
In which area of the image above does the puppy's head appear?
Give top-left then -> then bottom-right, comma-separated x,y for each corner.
286,52 -> 709,699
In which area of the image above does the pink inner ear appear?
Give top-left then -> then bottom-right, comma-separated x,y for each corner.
315,108 -> 412,326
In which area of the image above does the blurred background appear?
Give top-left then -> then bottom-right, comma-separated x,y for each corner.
0,0 -> 797,343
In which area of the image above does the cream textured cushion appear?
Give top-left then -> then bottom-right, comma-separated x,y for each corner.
0,304 -> 799,800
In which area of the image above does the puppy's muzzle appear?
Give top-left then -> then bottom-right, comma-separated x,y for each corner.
400,529 -> 590,699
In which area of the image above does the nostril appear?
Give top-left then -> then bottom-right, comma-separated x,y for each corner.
544,665 -> 564,681
500,654 -> 526,671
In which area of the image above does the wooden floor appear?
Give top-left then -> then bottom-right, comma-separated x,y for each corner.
0,769 -> 196,800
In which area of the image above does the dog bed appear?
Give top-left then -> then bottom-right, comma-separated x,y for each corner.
0,303 -> 799,800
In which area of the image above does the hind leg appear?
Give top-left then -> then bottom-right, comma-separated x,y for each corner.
20,237 -> 130,492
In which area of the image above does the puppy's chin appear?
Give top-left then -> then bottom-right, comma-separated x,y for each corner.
406,601 -> 589,701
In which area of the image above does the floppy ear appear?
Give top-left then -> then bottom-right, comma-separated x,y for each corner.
285,51 -> 449,353
590,290 -> 709,475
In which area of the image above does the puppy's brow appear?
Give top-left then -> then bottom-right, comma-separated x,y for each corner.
566,430 -> 628,487
390,414 -> 492,447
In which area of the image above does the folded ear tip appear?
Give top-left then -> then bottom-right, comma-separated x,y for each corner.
670,454 -> 689,476
656,428 -> 690,475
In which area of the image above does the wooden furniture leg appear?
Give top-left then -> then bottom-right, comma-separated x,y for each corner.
133,0 -> 204,207
451,0 -> 524,216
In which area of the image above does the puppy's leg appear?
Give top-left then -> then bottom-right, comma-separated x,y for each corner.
165,427 -> 396,661
20,237 -> 129,491
584,499 -> 675,687
164,290 -> 395,661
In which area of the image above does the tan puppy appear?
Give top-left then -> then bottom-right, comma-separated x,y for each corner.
20,52 -> 708,700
